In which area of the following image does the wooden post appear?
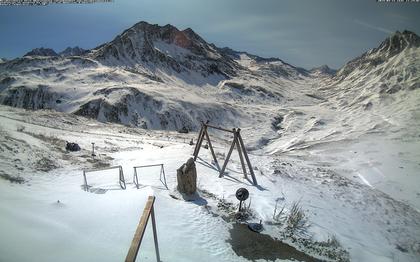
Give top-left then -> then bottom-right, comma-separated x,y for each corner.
133,167 -> 139,189
151,205 -> 160,262
237,132 -> 258,185
219,129 -> 237,177
83,171 -> 88,191
234,129 -> 248,179
119,166 -> 126,190
125,196 -> 160,262
193,125 -> 206,161
205,128 -> 220,171
193,124 -> 204,157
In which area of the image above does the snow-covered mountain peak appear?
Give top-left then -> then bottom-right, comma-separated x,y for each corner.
336,30 -> 419,79
23,47 -> 58,57
59,46 -> 87,57
90,21 -> 237,80
310,65 -> 336,76
219,47 -> 309,79
370,30 -> 419,58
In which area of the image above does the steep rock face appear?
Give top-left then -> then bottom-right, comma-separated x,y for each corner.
0,85 -> 61,110
336,30 -> 420,80
90,21 -> 239,79
72,87 -> 242,130
59,47 -> 88,57
321,31 -> 420,131
24,48 -> 58,57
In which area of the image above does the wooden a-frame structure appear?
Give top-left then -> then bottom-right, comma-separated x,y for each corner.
193,121 -> 258,185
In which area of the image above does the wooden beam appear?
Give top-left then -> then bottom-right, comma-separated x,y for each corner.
125,196 -> 159,262
204,123 -> 235,133
234,130 -> 247,179
133,168 -> 139,189
193,125 -> 204,157
205,128 -> 220,171
219,129 -> 237,177
193,125 -> 206,161
237,132 -> 258,185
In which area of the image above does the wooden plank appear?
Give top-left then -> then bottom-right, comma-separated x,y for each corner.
219,130 -> 237,177
237,133 -> 258,185
234,130 -> 247,179
125,196 -> 156,262
204,123 -> 235,133
204,129 -> 220,171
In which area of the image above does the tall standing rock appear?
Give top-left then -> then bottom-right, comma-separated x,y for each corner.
177,158 -> 197,195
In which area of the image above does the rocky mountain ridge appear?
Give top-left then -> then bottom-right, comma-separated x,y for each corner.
0,22 -> 418,133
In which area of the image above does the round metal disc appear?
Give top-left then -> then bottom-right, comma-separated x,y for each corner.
248,222 -> 263,233
236,188 -> 249,201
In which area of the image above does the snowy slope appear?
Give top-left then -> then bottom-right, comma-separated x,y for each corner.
0,22 -> 419,261
0,106 -> 419,262
264,30 -> 420,211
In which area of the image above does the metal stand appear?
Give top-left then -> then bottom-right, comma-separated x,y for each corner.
82,165 -> 126,191
133,164 -> 168,189
91,142 -> 96,157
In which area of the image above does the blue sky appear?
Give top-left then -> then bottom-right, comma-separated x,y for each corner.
0,0 -> 419,69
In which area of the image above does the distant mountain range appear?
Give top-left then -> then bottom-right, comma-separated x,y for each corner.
0,21 -> 418,132
24,47 -> 88,57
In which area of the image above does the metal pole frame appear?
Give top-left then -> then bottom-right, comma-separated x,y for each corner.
82,165 -> 127,191
133,164 -> 168,190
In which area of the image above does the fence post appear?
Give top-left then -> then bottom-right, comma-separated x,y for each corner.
125,196 -> 160,262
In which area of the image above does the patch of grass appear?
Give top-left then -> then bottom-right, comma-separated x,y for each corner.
21,130 -> 68,154
286,201 -> 307,231
34,157 -> 59,172
0,171 -> 25,184
272,199 -> 286,224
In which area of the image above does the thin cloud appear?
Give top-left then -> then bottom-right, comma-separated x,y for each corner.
354,19 -> 393,34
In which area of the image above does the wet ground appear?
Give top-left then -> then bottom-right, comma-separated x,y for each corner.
227,223 -> 321,262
